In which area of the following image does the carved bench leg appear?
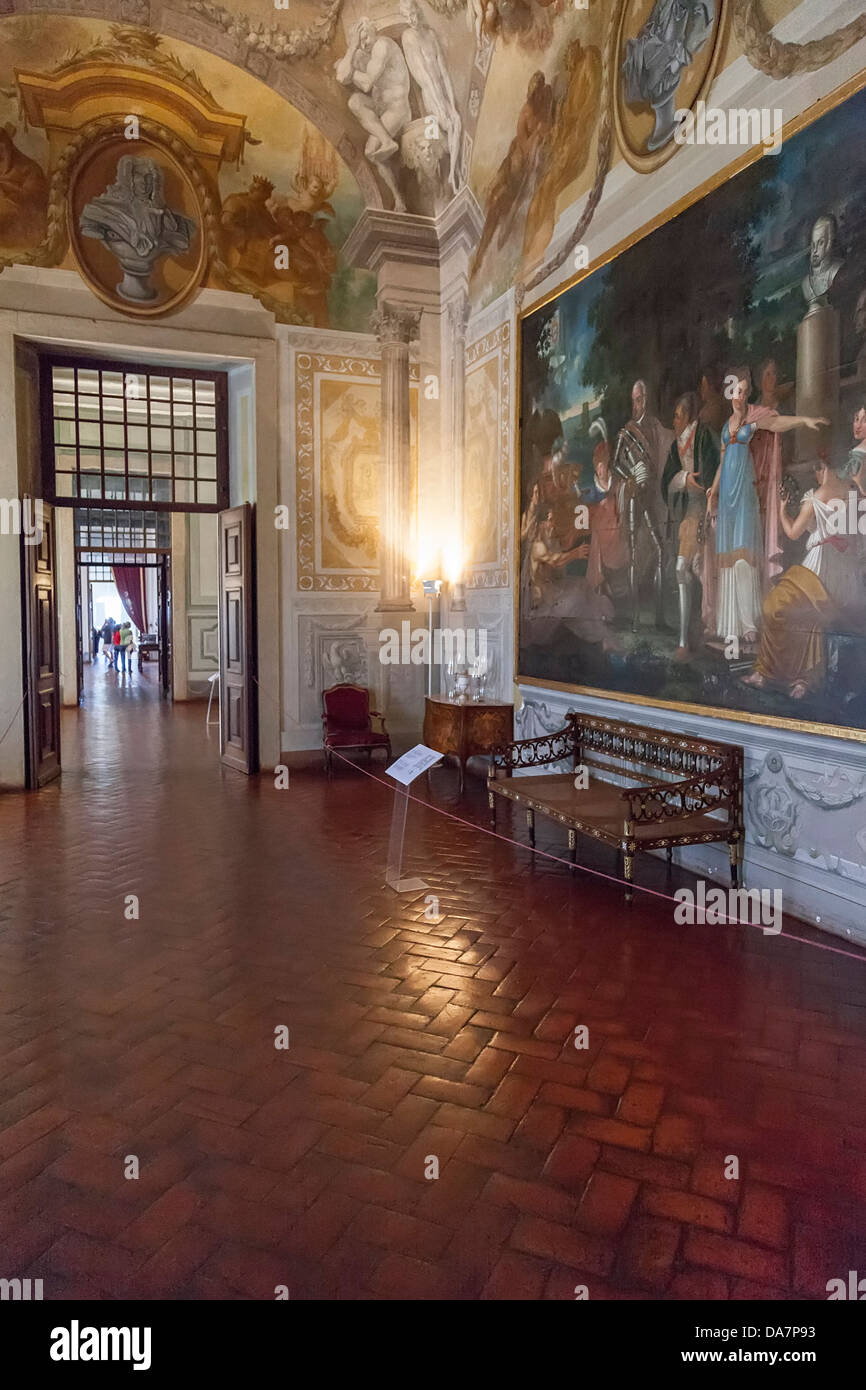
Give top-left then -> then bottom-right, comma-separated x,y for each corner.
526,809 -> 535,847
568,828 -> 576,867
729,838 -> 739,888
488,790 -> 496,831
623,820 -> 635,905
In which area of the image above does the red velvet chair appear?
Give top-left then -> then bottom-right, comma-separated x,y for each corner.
321,684 -> 391,777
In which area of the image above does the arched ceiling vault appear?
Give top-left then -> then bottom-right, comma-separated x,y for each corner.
0,0 -> 503,213
2,1 -> 391,206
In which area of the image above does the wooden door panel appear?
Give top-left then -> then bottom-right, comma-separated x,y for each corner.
17,341 -> 60,788
225,590 -> 243,671
218,504 -> 258,774
74,558 -> 83,702
225,686 -> 245,749
36,586 -> 53,671
223,520 -> 242,576
22,505 -> 61,787
34,527 -> 51,573
37,692 -> 58,760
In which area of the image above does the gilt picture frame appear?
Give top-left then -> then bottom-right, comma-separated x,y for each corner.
516,70 -> 866,744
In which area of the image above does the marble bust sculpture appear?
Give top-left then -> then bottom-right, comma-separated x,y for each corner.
622,0 -> 716,154
801,214 -> 845,312
79,155 -> 197,303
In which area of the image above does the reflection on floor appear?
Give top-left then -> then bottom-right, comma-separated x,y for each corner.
0,672 -> 865,1299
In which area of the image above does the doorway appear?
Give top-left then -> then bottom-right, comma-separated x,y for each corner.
17,344 -> 258,784
73,505 -> 173,704
78,556 -> 171,699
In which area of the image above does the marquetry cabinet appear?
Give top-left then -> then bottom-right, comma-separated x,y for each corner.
422,695 -> 514,795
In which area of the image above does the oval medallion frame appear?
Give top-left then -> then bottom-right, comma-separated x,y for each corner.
614,0 -> 731,175
68,131 -> 208,319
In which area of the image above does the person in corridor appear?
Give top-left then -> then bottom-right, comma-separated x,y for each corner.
101,616 -> 115,663
118,621 -> 135,675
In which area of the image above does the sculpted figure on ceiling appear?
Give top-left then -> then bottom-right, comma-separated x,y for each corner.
622,0 -> 716,154
79,155 -> 197,303
335,16 -> 412,212
400,0 -> 462,196
336,4 -> 466,212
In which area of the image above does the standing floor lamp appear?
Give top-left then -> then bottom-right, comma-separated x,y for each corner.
422,578 -> 442,697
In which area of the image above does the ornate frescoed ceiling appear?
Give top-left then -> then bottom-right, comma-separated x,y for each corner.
0,12 -> 381,327
1,1 -> 863,325
467,0 -> 818,308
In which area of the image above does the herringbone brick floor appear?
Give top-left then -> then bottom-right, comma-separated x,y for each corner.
1,662 -> 865,1299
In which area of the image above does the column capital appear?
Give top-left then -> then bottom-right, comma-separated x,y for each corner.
373,303 -> 422,348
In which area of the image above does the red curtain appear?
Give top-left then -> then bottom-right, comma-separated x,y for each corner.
112,565 -> 148,634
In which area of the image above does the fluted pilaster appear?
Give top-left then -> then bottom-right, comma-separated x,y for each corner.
373,302 -> 421,612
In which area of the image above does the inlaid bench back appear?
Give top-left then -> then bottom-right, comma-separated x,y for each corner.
573,714 -> 738,790
491,711 -> 741,794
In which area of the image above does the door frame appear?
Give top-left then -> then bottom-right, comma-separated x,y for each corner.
74,557 -> 83,702
158,554 -> 172,699
7,316 -> 279,788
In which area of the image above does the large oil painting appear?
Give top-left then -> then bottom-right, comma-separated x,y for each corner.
518,77 -> 866,740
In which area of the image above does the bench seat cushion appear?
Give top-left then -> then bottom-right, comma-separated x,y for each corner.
490,773 -> 726,845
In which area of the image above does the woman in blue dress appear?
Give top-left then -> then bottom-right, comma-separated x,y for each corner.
706,368 -> 825,644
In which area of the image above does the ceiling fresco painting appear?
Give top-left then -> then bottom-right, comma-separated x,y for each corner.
0,13 -> 378,328
0,1 -> 863,324
467,0 -> 817,308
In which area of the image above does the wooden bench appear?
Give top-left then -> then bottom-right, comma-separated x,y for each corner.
488,711 -> 743,901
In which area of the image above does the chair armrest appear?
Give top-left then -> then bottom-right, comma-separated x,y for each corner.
489,725 -> 576,779
370,711 -> 387,732
620,772 -> 735,825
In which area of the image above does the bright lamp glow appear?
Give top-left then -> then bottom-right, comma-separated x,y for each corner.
443,537 -> 463,584
415,528 -> 441,585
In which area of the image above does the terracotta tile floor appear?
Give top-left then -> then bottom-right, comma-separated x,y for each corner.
1,662 -> 866,1300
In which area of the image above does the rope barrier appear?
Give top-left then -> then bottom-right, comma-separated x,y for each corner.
324,743 -> 866,966
0,684 -> 28,749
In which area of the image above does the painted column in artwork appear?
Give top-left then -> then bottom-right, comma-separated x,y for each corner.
796,215 -> 845,468
796,305 -> 840,467
374,302 -> 421,612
